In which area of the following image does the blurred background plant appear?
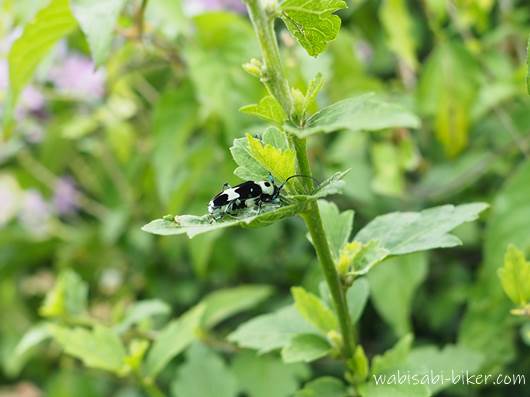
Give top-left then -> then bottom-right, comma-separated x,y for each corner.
0,0 -> 529,396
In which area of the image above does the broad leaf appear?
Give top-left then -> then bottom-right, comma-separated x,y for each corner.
51,325 -> 127,373
346,278 -> 369,323
71,0 -> 127,66
288,94 -> 420,138
11,323 -> 52,374
371,334 -> 413,375
171,344 -> 238,397
292,287 -> 338,333
143,304 -> 205,378
115,300 -> 171,334
202,285 -> 273,328
497,245 -> 530,306
228,305 -> 317,354
279,0 -> 347,57
231,351 -> 309,397
247,133 -> 296,183
295,377 -> 348,397
282,334 -> 332,363
6,0 -> 77,126
142,202 -> 304,238
368,253 -> 428,335
240,95 -> 287,124
355,203 -> 488,256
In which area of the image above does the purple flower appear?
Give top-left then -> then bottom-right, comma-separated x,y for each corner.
18,190 -> 52,237
53,177 -> 79,215
49,54 -> 105,100
184,0 -> 246,15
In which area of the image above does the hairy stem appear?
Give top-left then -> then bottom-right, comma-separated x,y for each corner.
244,0 -> 355,358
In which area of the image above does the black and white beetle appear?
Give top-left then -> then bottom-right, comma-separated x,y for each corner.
208,174 -> 315,220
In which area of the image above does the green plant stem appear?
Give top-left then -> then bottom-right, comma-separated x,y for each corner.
245,0 -> 355,358
244,0 -> 292,113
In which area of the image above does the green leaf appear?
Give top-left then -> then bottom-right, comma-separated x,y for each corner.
143,304 -> 205,378
231,350 -> 310,397
291,287 -> 338,333
50,325 -> 127,373
346,278 -> 370,323
368,253 -> 428,335
298,169 -> 350,200
228,305 -> 317,354
355,203 -> 489,256
40,270 -> 88,319
142,203 -> 304,238
460,161 -> 530,371
403,344 -> 483,394
315,200 -> 353,260
417,41 -> 479,156
247,133 -> 297,183
70,0 -> 127,66
304,73 -> 324,113
288,94 -> 420,138
371,142 -> 405,197
115,300 -> 171,334
371,334 -> 413,375
171,344 -> 238,397
379,0 -> 417,69
240,95 -> 287,125
11,323 -> 52,374
294,377 -> 348,397
279,0 -> 347,57
231,127 -> 290,181
6,0 -> 77,120
281,334 -> 332,363
358,383 -> 430,397
202,285 -> 273,328
497,245 -> 530,306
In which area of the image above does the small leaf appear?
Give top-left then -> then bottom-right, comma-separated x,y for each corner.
115,300 -> 171,334
355,203 -> 489,256
289,94 -> 420,138
282,334 -> 332,363
371,334 -> 413,375
304,73 -> 324,112
11,323 -> 52,374
240,95 -> 287,124
346,278 -> 369,323
291,287 -> 338,333
171,344 -> 238,397
497,245 -> 530,306
247,133 -> 296,183
232,351 -> 310,397
51,325 -> 127,374
295,377 -> 348,397
143,304 -> 205,378
40,270 -> 88,319
202,285 -> 273,328
228,305 -> 317,354
71,0 -> 127,66
279,0 -> 347,57
314,200 -> 354,260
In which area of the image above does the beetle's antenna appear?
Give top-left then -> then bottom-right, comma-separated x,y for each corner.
278,174 -> 320,192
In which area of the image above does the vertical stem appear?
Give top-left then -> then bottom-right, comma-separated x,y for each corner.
244,0 -> 355,358
244,0 -> 292,113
